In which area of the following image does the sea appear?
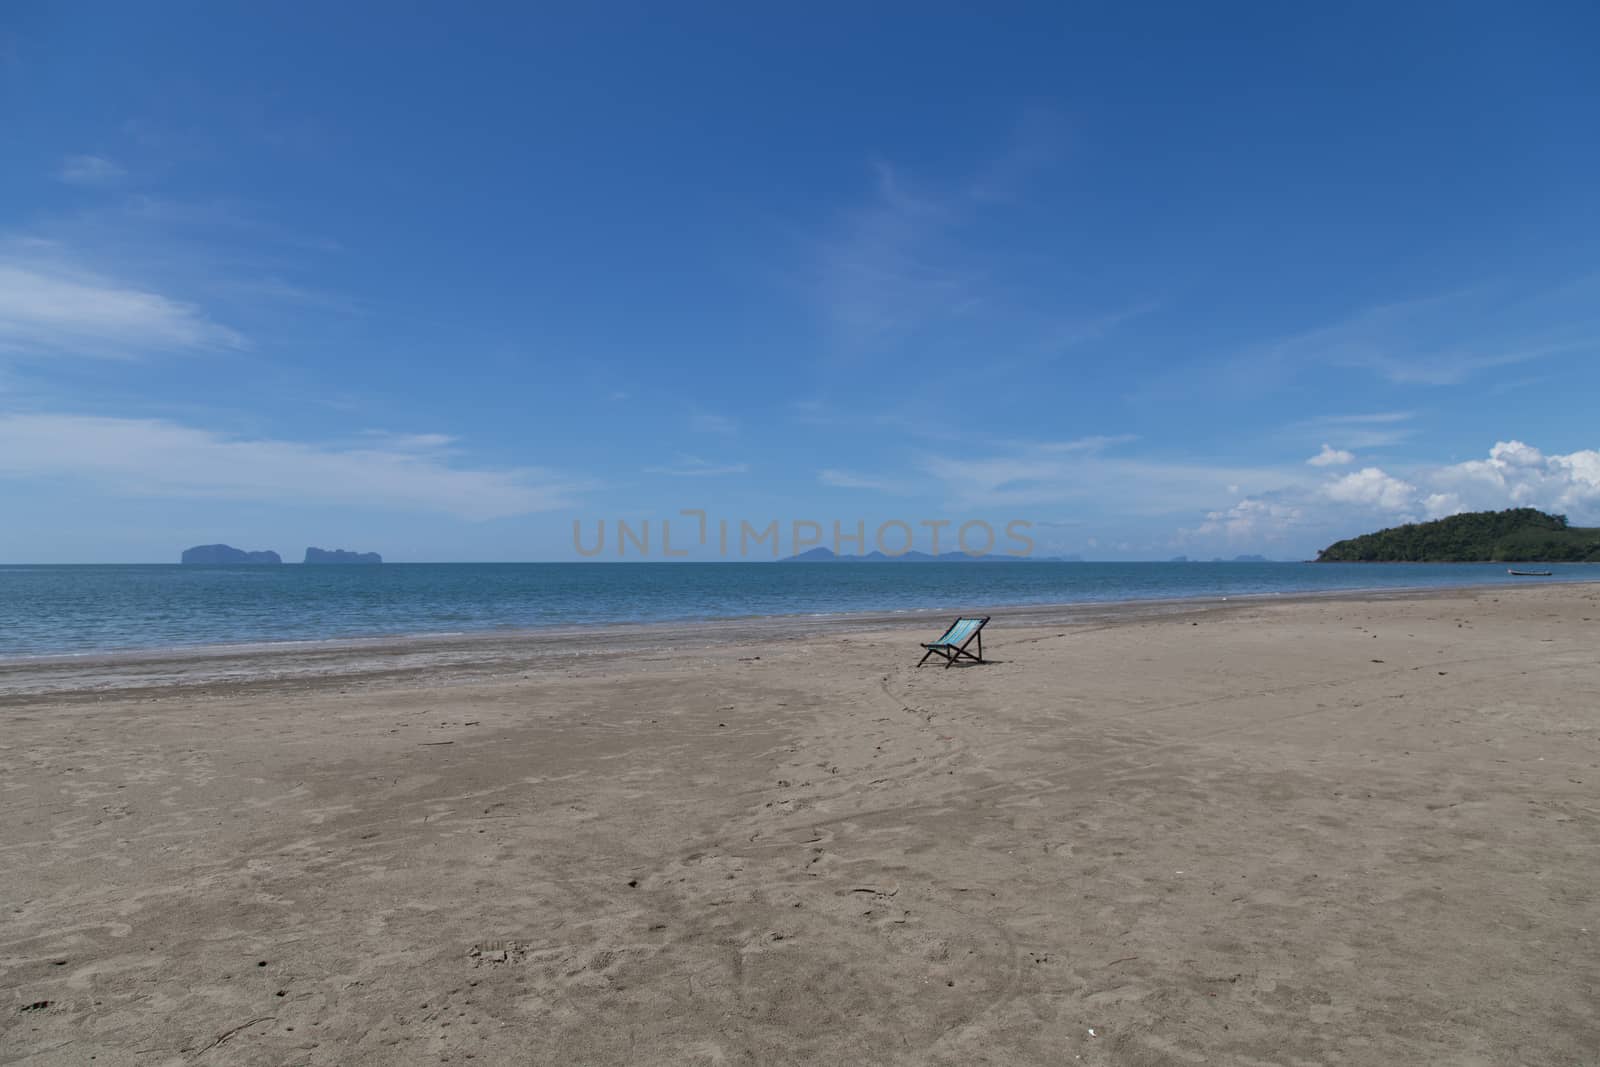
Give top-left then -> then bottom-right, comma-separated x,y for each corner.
3,561 -> 1598,660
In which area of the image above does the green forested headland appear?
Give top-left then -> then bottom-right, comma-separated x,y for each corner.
1316,508 -> 1600,562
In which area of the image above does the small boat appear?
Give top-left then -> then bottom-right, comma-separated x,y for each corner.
1507,568 -> 1553,577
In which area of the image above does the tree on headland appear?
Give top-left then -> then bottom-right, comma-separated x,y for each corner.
1316,508 -> 1600,562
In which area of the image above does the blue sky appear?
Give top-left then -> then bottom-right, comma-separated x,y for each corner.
3,3 -> 1598,562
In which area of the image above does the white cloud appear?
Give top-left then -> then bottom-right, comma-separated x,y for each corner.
811,433 -> 1598,559
1193,439 -> 1600,551
0,414 -> 576,520
1307,443 -> 1355,467
1194,497 -> 1304,541
643,456 -> 748,477
1423,492 -> 1463,519
1431,440 -> 1600,518
0,251 -> 243,358
58,154 -> 126,186
1322,467 -> 1418,512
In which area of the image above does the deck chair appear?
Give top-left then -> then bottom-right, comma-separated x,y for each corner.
917,616 -> 990,668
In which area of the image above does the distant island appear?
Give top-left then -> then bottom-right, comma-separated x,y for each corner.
181,544 -> 282,565
1170,554 -> 1270,563
1316,508 -> 1600,563
179,544 -> 384,564
779,548 -> 1080,563
304,547 -> 383,564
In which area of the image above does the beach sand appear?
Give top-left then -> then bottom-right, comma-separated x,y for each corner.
3,584 -> 1598,1065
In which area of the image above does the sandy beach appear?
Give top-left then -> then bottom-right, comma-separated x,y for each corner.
3,583 -> 1597,1065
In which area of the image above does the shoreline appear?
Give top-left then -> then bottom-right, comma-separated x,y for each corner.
4,579 -> 1592,701
8,563 -> 1598,667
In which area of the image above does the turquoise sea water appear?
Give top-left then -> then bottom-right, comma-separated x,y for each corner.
3,561 -> 1597,658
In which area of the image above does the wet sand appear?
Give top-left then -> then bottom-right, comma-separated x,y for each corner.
3,584 -> 1598,1064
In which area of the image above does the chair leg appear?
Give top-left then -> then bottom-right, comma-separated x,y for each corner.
949,635 -> 982,665
921,634 -> 987,668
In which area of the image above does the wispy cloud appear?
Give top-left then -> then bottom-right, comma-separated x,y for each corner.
988,302 -> 1160,376
115,195 -> 344,253
357,430 -> 457,452
1040,303 -> 1157,353
1376,340 -> 1588,386
1292,411 -> 1416,449
786,399 -> 923,435
689,412 -> 737,435
643,455 -> 749,477
1,189 -> 344,368
922,435 -> 1305,514
57,154 -> 126,187
0,414 -> 579,520
805,117 -> 1074,354
205,275 -> 360,314
811,160 -> 975,348
818,468 -> 912,494
1303,411 -> 1414,425
1252,280 -> 1600,386
1012,434 -> 1139,455
0,245 -> 244,358
964,109 -> 1070,204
